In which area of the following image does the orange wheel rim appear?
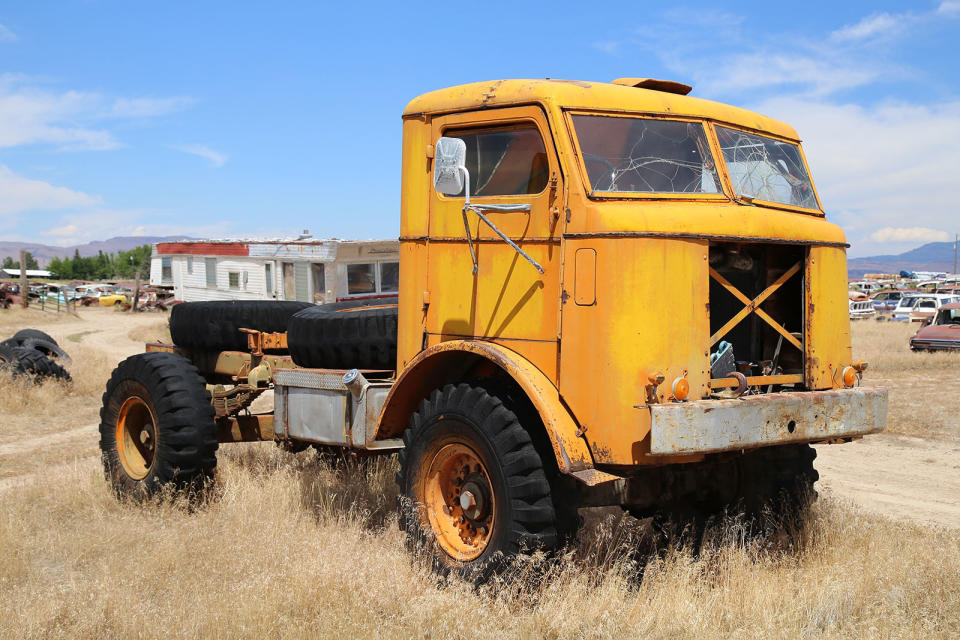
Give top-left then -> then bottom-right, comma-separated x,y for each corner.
422,443 -> 495,561
115,395 -> 158,480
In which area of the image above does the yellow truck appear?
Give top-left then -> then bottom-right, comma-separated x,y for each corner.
99,78 -> 887,580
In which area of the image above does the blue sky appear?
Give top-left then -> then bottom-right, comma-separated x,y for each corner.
1,1 -> 958,257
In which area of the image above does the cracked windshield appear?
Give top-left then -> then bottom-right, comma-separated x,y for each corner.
572,115 -> 721,194
715,126 -> 818,209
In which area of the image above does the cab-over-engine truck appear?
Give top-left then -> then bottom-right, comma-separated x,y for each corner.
99,78 -> 887,579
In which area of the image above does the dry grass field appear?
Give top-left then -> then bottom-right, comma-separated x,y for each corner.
1,307 -> 958,639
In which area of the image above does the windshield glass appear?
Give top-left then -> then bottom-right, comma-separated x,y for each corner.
715,126 -> 818,209
572,115 -> 721,194
936,309 -> 960,324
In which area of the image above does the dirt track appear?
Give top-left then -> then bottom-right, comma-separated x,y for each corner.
1,308 -> 958,528
816,435 -> 960,528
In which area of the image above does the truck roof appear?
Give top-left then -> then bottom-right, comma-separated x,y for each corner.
403,79 -> 800,141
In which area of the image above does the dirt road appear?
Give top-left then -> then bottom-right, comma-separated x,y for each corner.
815,435 -> 960,528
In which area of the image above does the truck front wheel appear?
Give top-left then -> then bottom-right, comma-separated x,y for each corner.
99,352 -> 218,497
398,383 -> 560,581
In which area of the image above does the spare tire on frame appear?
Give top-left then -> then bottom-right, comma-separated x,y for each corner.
287,297 -> 398,370
169,300 -> 312,352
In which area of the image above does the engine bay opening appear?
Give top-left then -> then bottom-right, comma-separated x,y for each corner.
707,242 -> 806,394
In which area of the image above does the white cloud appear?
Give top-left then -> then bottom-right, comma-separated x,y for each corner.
173,144 -> 228,168
705,53 -> 880,97
0,74 -> 192,151
39,210 -> 230,245
0,23 -> 16,42
831,13 -> 904,41
938,2 -> 960,16
109,96 -> 193,118
0,165 -> 99,216
752,98 -> 960,254
869,227 -> 951,243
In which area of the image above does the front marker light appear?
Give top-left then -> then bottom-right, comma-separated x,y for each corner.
842,366 -> 858,388
671,376 -> 690,401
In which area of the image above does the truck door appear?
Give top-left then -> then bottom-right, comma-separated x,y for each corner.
427,107 -> 563,369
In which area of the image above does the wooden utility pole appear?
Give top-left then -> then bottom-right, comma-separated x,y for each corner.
954,233 -> 958,276
132,272 -> 140,312
19,250 -> 28,308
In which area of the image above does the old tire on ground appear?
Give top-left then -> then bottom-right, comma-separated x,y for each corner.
0,343 -> 71,380
99,351 -> 217,497
18,337 -> 70,361
287,297 -> 398,370
397,383 -> 559,582
169,300 -> 312,352
11,329 -> 58,346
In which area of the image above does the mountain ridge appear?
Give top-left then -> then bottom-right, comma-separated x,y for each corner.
848,241 -> 959,278
0,236 -> 196,266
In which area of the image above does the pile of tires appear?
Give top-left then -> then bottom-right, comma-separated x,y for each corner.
0,329 -> 72,381
287,297 -> 398,370
169,300 -> 313,352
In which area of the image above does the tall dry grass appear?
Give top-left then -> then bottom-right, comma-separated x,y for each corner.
0,308 -> 958,638
0,444 -> 957,639
851,319 -> 960,438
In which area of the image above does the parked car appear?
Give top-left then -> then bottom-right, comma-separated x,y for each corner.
849,291 -> 876,320
892,294 -> 924,321
869,290 -> 902,312
910,303 -> 960,351
906,294 -> 960,323
99,292 -> 131,307
43,284 -> 79,305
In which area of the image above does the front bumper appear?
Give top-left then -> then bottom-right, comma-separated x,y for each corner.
648,387 -> 887,456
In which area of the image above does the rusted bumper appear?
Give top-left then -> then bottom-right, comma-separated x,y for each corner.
648,387 -> 887,456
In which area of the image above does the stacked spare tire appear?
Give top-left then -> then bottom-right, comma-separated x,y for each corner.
0,329 -> 72,381
169,297 -> 399,370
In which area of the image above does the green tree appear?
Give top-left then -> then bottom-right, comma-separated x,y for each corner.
1,256 -> 14,270
23,252 -> 39,270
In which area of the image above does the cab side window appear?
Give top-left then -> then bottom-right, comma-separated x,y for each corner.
447,125 -> 548,197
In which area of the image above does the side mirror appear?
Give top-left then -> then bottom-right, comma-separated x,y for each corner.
433,137 -> 467,196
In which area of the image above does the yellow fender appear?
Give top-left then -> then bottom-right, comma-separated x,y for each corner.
375,340 -> 597,477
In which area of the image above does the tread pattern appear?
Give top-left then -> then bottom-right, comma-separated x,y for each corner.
99,351 -> 218,496
11,329 -> 58,346
0,343 -> 71,380
169,300 -> 312,351
287,297 -> 398,369
397,383 -> 559,580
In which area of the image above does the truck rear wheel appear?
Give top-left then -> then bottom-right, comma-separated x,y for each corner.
99,352 -> 218,497
398,383 -> 559,581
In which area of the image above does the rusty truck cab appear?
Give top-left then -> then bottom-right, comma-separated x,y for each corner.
380,78 -> 884,476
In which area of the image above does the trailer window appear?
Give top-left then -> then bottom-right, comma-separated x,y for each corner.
347,263 -> 376,294
380,262 -> 399,293
228,272 -> 240,289
311,263 -> 326,302
715,126 -> 818,209
205,258 -> 217,288
572,115 -> 721,194
445,125 -> 548,196
161,257 -> 173,284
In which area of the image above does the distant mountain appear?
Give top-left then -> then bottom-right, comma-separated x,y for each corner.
0,236 -> 196,266
848,241 -> 959,278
